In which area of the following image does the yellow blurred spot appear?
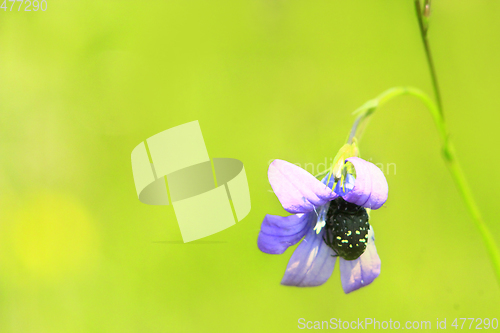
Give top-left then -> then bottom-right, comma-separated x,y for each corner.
11,192 -> 99,281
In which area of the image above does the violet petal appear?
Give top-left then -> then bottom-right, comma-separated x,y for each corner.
333,173 -> 355,196
281,220 -> 337,287
321,173 -> 335,189
258,212 -> 313,254
341,157 -> 388,210
339,226 -> 381,294
268,159 -> 338,214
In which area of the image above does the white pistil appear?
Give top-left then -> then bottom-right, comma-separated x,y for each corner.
313,201 -> 330,234
313,221 -> 325,234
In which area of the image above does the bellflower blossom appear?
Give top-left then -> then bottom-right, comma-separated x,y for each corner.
258,153 -> 388,293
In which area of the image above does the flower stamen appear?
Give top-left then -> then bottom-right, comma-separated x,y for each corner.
313,201 -> 330,234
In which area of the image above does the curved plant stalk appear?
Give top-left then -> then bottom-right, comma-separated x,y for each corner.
414,0 -> 444,117
348,86 -> 500,286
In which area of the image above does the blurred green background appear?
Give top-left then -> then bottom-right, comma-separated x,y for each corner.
1,0 -> 499,332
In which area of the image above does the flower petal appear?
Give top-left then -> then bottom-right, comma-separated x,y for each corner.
333,173 -> 355,196
281,221 -> 337,287
258,213 -> 313,254
339,226 -> 381,293
341,157 -> 388,210
321,173 -> 336,189
268,159 -> 337,214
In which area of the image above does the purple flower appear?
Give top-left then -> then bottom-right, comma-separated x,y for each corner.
258,156 -> 388,293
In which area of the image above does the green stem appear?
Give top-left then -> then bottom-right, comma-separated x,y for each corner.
350,86 -> 500,286
415,0 -> 500,284
414,0 -> 444,118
